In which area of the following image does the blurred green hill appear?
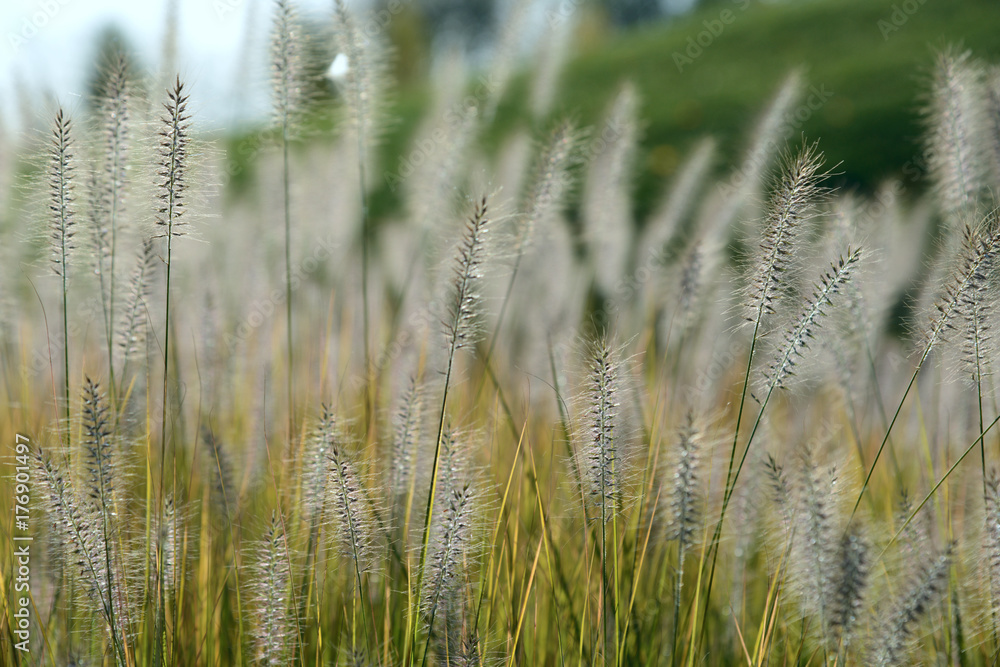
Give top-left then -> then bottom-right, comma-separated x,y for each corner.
233,0 -> 1000,222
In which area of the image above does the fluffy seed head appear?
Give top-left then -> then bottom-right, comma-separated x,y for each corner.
443,196 -> 490,353
925,48 -> 992,220
763,247 -> 862,391
921,216 -> 1000,366
48,108 -> 77,278
251,511 -> 294,667
271,0 -> 306,133
116,239 -> 156,365
515,120 -> 579,255
747,142 -> 829,325
155,76 -> 190,239
326,429 -> 380,575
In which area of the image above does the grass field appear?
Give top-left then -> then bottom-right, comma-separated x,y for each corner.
3,0 -> 1000,665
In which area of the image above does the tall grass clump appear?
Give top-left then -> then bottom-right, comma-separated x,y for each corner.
13,14 -> 1000,667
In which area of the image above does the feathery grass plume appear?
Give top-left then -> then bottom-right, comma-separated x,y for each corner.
925,48 -> 992,222
301,405 -> 336,524
251,512 -> 294,667
787,448 -> 842,652
482,0 -> 531,122
389,378 -> 422,512
763,247 -> 863,391
47,108 -> 77,443
515,120 -> 579,257
917,218 -> 1000,374
764,453 -> 793,530
661,412 -> 704,661
115,238 -> 155,384
325,425 -> 382,656
830,524 -> 870,656
154,74 -> 190,472
852,215 -> 1000,517
418,197 -> 489,589
663,413 -> 703,554
271,0 -> 306,435
34,446 -> 129,663
81,377 -> 136,655
151,76 -> 191,665
157,494 -> 177,596
529,5 -> 574,120
984,472 -> 1000,619
894,489 -> 934,566
746,142 -> 830,329
582,82 -> 639,296
443,195 -> 490,355
203,426 -> 237,525
271,0 -> 306,133
422,483 -> 477,659
330,0 -> 390,425
950,222 -> 999,388
575,334 -> 636,662
712,70 -> 804,234
325,424 -> 380,576
577,336 -> 631,520
985,65 -> 1000,190
669,235 -> 720,340
91,52 -> 131,391
330,0 -> 388,156
872,543 -> 954,667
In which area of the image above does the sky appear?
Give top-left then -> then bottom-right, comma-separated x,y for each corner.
0,0 -> 337,131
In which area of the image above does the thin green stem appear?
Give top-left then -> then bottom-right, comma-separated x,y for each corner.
283,124 -> 294,440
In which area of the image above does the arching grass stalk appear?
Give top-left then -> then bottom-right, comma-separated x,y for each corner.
48,108 -> 76,446
851,219 -> 1000,520
271,0 -> 304,441
411,197 -> 489,665
154,75 -> 190,667
699,248 -> 861,651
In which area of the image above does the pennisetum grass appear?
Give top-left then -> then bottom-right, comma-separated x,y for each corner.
325,413 -> 380,653
330,0 -> 388,437
577,335 -> 630,665
873,543 -> 954,666
925,48 -> 992,224
15,17 -> 1000,667
47,108 -> 77,447
252,511 -> 295,667
153,74 -> 190,667
852,212 -> 1000,519
115,238 -> 155,398
476,120 -> 578,402
89,52 -> 131,399
413,196 -> 490,665
271,0 -> 305,441
662,413 -> 703,666
698,143 -> 859,652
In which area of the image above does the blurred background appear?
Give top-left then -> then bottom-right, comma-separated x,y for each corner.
2,0 -> 1000,211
